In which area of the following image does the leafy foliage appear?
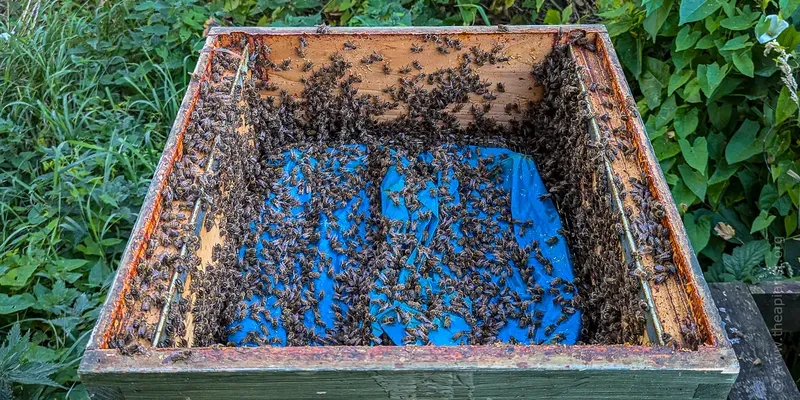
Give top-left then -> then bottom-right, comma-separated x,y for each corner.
600,0 -> 800,283
0,324 -> 62,399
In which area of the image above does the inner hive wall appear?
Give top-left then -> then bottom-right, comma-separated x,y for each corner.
102,28 -> 708,352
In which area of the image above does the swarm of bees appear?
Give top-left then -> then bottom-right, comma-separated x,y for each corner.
525,44 -> 650,345
109,32 -> 678,353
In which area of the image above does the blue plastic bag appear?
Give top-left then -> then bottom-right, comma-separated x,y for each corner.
230,144 -> 580,346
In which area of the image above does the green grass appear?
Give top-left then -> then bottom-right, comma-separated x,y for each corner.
0,2 -> 182,398
0,1 -> 577,397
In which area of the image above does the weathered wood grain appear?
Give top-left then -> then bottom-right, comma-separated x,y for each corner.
84,369 -> 732,399
573,42 -> 695,347
709,282 -> 799,400
82,344 -> 736,399
593,33 -> 732,351
749,281 -> 800,333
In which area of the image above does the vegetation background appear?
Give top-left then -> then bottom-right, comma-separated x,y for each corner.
0,0 -> 798,397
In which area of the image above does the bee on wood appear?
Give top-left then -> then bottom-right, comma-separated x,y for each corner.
316,24 -> 330,34
163,350 -> 192,363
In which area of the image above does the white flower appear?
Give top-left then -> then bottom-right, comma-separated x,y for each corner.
756,15 -> 789,44
714,222 -> 735,241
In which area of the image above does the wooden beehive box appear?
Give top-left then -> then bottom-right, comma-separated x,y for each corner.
79,26 -> 738,399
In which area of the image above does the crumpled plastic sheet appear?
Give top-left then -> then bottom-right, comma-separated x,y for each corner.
229,144 -> 580,346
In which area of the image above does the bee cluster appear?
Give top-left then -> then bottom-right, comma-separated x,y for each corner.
524,44 -> 649,344
112,31 -> 671,352
110,50 -> 241,353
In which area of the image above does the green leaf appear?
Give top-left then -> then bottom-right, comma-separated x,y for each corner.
616,34 -> 643,77
732,49 -> 755,77
720,13 -> 759,30
708,102 -> 732,129
725,119 -> 762,163
0,264 -> 37,288
89,261 -> 111,288
668,69 -> 693,95
776,86 -> 798,125
679,163 -> 708,200
705,15 -> 722,32
543,9 -> 561,24
707,75 -> 742,103
676,26 -> 701,51
647,115 -> 665,139
707,132 -> 727,161
53,258 -> 88,271
656,95 -> 678,128
595,4 -> 627,17
641,75 -> 665,109
684,213 -> 712,252
665,172 -> 679,185
0,324 -> 63,389
780,0 -> 800,17
178,27 -> 191,43
679,137 -> 709,173
671,181 -> 698,211
679,0 -> 725,24
766,245 -> 781,270
759,183 -> 779,209
644,0 -> 665,16
697,63 -> 728,97
275,14 -> 321,27
722,0 -> 735,17
719,35 -> 752,51
653,136 -> 682,160
682,78 -> 702,103
0,293 -> 36,314
674,107 -> 699,138
24,344 -> 60,363
338,0 -> 353,11
644,0 -> 674,39
777,24 -> 800,49
140,25 -> 169,35
707,181 -> 727,205
785,211 -> 798,235
696,34 -> 717,49
750,210 -> 776,233
774,196 -> 793,216
708,159 -> 739,184
561,4 -> 573,23
672,49 -> 696,71
722,240 -> 770,280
